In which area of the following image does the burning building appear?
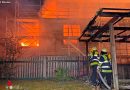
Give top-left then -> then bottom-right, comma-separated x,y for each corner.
0,0 -> 130,62
0,0 -> 130,88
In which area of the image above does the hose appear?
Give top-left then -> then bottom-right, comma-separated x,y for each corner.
97,66 -> 111,90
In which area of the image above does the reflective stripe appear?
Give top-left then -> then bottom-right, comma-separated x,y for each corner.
102,70 -> 112,73
99,60 -> 109,63
99,61 -> 103,64
92,59 -> 99,62
99,61 -> 109,67
101,66 -> 110,68
100,61 -> 109,63
90,62 -> 99,66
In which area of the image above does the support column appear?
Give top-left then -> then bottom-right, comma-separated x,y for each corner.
86,42 -> 90,78
109,23 -> 119,90
86,42 -> 88,56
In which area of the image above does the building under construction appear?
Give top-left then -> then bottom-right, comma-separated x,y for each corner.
0,0 -> 130,90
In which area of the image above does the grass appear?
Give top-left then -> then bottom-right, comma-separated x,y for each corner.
0,80 -> 92,90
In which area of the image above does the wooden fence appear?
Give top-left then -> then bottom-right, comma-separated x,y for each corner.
0,56 -> 130,79
118,64 -> 130,79
0,56 -> 88,79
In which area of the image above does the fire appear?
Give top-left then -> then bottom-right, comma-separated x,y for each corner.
21,42 -> 28,47
39,0 -> 130,19
63,24 -> 80,45
17,19 -> 40,47
20,41 -> 39,47
36,43 -> 39,47
64,40 -> 77,45
20,39 -> 39,47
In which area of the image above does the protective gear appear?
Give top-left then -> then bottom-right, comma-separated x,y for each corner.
90,65 -> 98,86
91,47 -> 97,51
89,55 -> 99,66
88,47 -> 99,86
97,66 -> 111,90
101,48 -> 107,52
99,53 -> 112,88
108,53 -> 111,60
88,47 -> 99,60
99,55 -> 112,73
90,47 -> 97,54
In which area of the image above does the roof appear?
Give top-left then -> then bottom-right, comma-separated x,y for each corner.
79,8 -> 130,43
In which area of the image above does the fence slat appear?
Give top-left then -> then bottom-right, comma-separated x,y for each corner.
1,56 -> 128,80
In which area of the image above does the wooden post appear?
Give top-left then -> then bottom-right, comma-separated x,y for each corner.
86,42 -> 90,76
86,42 -> 89,56
109,23 -> 119,90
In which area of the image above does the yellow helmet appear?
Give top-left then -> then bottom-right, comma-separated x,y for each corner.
101,48 -> 107,52
91,47 -> 97,51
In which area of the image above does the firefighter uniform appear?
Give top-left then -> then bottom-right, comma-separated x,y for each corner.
88,47 -> 99,86
99,48 -> 112,88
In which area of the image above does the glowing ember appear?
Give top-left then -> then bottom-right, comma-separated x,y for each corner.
21,42 -> 28,47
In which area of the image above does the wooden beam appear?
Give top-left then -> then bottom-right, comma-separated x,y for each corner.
79,9 -> 102,41
109,23 -> 119,90
79,8 -> 130,42
93,39 -> 130,43
84,34 -> 129,38
99,12 -> 130,17
119,35 -> 130,42
87,17 -> 119,42
90,26 -> 130,31
102,8 -> 130,11
79,39 -> 130,43
117,30 -> 127,35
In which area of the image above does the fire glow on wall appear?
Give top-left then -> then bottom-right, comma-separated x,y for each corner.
17,19 -> 40,47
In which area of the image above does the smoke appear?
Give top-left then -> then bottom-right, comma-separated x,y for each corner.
40,0 -> 130,28
35,0 -> 130,57
0,0 -> 15,36
1,0 -> 130,58
41,0 -> 130,18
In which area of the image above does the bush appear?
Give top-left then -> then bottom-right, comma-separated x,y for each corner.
55,68 -> 72,81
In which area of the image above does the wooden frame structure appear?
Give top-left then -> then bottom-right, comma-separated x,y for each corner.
79,8 -> 130,43
79,8 -> 130,90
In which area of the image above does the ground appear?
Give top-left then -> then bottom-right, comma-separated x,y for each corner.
0,80 -> 92,90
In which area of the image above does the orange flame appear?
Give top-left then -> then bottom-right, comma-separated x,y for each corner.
17,19 -> 40,47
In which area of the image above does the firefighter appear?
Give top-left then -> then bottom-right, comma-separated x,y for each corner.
88,47 -> 99,86
99,48 -> 112,89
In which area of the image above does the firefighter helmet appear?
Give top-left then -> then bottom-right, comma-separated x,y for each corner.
101,48 -> 107,52
91,47 -> 97,51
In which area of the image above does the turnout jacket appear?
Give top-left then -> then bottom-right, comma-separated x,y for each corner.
99,54 -> 112,73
